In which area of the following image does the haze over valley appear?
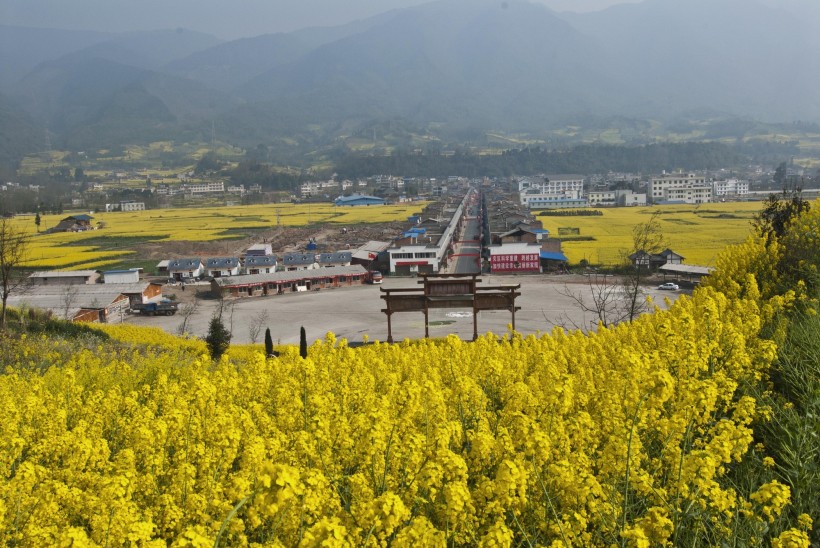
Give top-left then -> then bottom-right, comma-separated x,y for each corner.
1,0 -> 819,167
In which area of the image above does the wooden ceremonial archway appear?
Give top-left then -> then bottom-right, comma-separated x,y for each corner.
380,274 -> 521,343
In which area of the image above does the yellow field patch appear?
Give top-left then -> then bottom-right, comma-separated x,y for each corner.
11,202 -> 428,269
538,202 -> 762,266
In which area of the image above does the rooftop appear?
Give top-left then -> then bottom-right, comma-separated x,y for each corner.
213,265 -> 368,288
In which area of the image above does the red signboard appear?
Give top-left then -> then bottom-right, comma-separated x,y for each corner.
490,253 -> 540,272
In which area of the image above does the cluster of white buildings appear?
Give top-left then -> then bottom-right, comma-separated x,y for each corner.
151,181 -> 263,197
518,172 -> 751,209
104,200 -> 146,212
300,179 -> 366,198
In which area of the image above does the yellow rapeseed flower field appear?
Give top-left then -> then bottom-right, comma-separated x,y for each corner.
1,207 -> 816,546
11,202 -> 427,269
538,202 -> 762,266
12,200 -> 762,269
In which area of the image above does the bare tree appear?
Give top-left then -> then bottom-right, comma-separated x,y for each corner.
226,299 -> 237,335
620,211 -> 667,322
248,310 -> 270,344
0,218 -> 31,330
556,271 -> 634,329
61,285 -> 80,320
176,298 -> 200,336
557,212 -> 667,329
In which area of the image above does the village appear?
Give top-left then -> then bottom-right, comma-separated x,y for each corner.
6,180 -> 715,345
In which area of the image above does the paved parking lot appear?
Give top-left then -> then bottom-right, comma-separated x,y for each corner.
124,275 -> 683,346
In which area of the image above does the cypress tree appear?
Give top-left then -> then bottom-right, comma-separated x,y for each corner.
205,315 -> 231,360
264,327 -> 274,357
299,326 -> 307,359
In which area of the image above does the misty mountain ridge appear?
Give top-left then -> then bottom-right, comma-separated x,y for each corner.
2,0 -> 819,163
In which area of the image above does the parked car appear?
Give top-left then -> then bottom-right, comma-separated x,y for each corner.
366,271 -> 384,284
658,282 -> 680,290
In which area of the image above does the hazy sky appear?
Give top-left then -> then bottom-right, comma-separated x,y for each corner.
0,0 -> 640,39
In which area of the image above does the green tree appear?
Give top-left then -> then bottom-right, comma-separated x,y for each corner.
34,212 -> 41,232
205,315 -> 231,360
773,161 -> 788,188
755,188 -> 810,243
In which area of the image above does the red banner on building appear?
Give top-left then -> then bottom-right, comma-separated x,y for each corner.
490,253 -> 540,272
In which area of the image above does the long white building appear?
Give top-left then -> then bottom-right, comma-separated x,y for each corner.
518,175 -> 584,207
713,179 -> 750,197
651,173 -> 712,204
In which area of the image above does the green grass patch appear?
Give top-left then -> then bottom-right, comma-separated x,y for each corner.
663,218 -> 698,225
63,235 -> 167,249
557,236 -> 597,242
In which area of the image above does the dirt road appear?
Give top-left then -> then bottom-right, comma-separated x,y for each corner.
124,274 -> 684,347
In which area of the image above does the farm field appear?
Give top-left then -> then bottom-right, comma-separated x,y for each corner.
1,213 -> 816,546
10,200 -> 772,271
12,202 -> 428,270
537,201 -> 764,266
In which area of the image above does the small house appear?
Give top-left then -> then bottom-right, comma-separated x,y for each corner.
102,269 -> 141,284
318,251 -> 352,268
629,249 -> 685,269
48,214 -> 95,233
167,258 -> 204,281
282,252 -> 317,271
205,257 -> 241,278
497,224 -> 549,245
487,242 -> 542,274
245,243 -> 273,256
244,255 -> 278,275
6,282 -> 162,323
29,270 -> 100,285
658,249 -> 684,265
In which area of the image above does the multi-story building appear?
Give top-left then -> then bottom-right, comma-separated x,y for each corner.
713,179 -> 750,197
518,175 -> 585,207
105,201 -> 146,212
616,190 -> 647,206
587,190 -> 617,206
664,186 -> 713,204
187,181 -> 225,194
300,180 -> 340,198
651,173 -> 712,204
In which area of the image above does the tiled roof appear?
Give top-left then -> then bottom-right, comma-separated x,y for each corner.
213,265 -> 368,288
206,257 -> 240,268
244,255 -> 277,267
168,259 -> 203,270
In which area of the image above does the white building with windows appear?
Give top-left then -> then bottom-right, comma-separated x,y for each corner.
651,173 -> 712,204
187,181 -> 225,194
387,190 -> 471,275
518,175 -> 584,207
713,179 -> 750,197
587,190 -> 617,206
617,190 -> 647,206
105,201 -> 146,212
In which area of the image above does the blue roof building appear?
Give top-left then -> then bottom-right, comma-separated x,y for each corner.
334,195 -> 387,206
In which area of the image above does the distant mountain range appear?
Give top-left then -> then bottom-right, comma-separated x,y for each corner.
2,0 -> 819,165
